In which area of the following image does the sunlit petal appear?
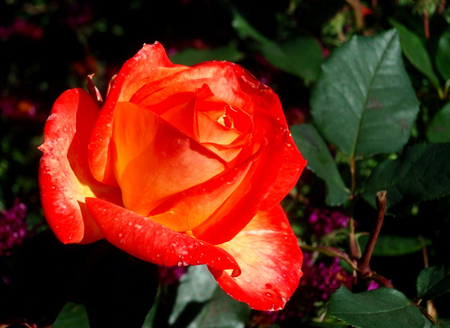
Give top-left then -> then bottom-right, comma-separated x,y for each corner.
111,101 -> 226,229
86,198 -> 240,274
39,88 -> 122,244
209,205 -> 303,311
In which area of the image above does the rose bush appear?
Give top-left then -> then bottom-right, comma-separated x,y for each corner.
38,42 -> 306,311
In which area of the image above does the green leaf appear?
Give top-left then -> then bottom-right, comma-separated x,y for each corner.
53,303 -> 89,328
311,29 -> 419,158
169,265 -> 217,325
427,103 -> 450,142
169,266 -> 250,328
328,286 -> 437,328
231,7 -> 272,44
417,265 -> 450,301
438,318 -> 450,328
291,124 -> 350,205
436,29 -> 450,81
231,7 -> 323,83
308,320 -> 349,327
259,35 -> 324,83
390,19 -> 441,90
169,42 -> 244,66
358,234 -> 429,257
142,295 -> 159,328
363,143 -> 450,210
187,285 -> 251,328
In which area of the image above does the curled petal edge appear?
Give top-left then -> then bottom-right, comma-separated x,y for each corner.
39,88 -> 121,244
209,205 -> 303,311
85,197 -> 241,275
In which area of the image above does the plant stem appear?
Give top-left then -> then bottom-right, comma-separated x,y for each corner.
349,218 -> 360,259
350,155 -> 356,198
439,0 -> 447,14
421,238 -> 439,320
424,10 -> 430,40
347,0 -> 364,30
358,191 -> 386,275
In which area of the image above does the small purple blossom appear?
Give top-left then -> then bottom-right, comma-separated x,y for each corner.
367,280 -> 380,291
0,199 -> 28,256
308,208 -> 350,237
256,253 -> 352,325
304,255 -> 352,302
367,278 -> 391,291
0,97 -> 40,119
158,265 -> 188,285
0,18 -> 43,41
63,4 -> 94,29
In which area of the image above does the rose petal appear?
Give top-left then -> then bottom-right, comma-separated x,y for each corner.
153,83 -> 246,145
38,88 -> 122,244
209,205 -> 303,311
155,84 -> 251,164
251,110 -> 305,210
233,64 -> 280,122
191,126 -> 287,244
195,87 -> 247,145
130,62 -> 243,110
147,148 -> 255,231
111,101 -> 227,228
89,42 -> 188,186
191,66 -> 305,243
261,130 -> 306,210
85,197 -> 240,274
231,64 -> 307,208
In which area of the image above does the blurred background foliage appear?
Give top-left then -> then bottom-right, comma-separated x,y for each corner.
2,0 -> 450,327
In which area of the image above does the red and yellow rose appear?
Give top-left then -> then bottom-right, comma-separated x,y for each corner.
38,42 -> 306,311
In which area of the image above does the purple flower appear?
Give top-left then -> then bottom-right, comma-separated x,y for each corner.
254,253 -> 352,325
0,97 -> 41,119
63,4 -> 94,29
0,199 -> 29,256
0,18 -> 43,40
308,208 -> 350,238
158,265 -> 188,285
367,280 -> 380,291
304,256 -> 352,302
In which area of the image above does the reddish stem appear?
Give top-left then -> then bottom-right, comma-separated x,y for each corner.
349,218 -> 360,260
439,0 -> 447,14
424,10 -> 430,40
358,191 -> 387,275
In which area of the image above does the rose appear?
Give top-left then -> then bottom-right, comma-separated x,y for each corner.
38,42 -> 306,311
